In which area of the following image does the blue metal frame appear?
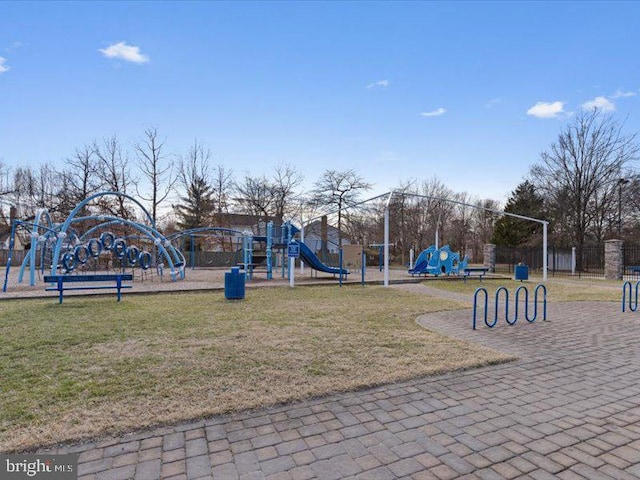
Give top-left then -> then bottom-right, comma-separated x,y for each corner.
266,221 -> 273,280
51,192 -> 156,275
622,281 -> 640,312
473,284 -> 547,330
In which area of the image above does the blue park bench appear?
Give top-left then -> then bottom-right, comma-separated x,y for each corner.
43,273 -> 134,304
463,267 -> 489,283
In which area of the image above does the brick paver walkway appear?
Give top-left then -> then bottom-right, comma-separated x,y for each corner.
46,299 -> 640,479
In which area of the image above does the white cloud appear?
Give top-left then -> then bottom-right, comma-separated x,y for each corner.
526,101 -> 565,119
376,151 -> 401,165
366,79 -> 389,89
420,107 -> 446,117
484,98 -> 502,108
0,56 -> 9,74
99,42 -> 149,64
612,89 -> 636,98
581,96 -> 616,112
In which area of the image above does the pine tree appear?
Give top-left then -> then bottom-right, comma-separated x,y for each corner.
175,175 -> 214,231
492,181 -> 545,247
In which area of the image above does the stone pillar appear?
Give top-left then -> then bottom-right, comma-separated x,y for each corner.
605,239 -> 623,280
483,244 -> 496,273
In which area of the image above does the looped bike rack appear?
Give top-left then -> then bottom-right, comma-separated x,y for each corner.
473,284 -> 547,330
622,281 -> 640,312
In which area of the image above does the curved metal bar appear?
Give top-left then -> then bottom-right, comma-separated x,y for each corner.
166,226 -> 244,240
622,281 -> 639,312
17,219 -> 62,284
472,287 -> 488,330
494,286 -> 511,327
51,192 -> 156,274
534,284 -> 548,321
514,285 -> 528,324
67,215 -> 185,279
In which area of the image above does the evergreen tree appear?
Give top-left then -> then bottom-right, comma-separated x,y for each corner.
175,175 -> 214,231
492,181 -> 545,247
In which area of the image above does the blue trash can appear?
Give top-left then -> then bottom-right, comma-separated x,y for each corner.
225,267 -> 246,299
515,264 -> 529,281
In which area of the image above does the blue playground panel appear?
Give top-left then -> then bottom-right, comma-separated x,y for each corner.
409,245 -> 468,276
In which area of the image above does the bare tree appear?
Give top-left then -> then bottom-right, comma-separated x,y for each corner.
310,169 -> 372,248
0,160 -> 13,196
271,162 -> 304,222
235,174 -> 273,221
530,110 -> 639,268
389,179 -> 417,264
235,162 -> 304,223
211,164 -> 235,216
94,135 -> 136,219
12,166 -> 37,218
60,145 -> 103,217
134,127 -> 177,225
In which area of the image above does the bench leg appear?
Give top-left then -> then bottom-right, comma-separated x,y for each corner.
117,276 -> 122,302
58,278 -> 64,304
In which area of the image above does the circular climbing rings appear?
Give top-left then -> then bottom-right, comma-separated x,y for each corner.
100,232 -> 115,251
139,251 -> 152,270
113,238 -> 127,259
74,245 -> 89,265
126,246 -> 140,266
62,252 -> 76,273
87,238 -> 102,258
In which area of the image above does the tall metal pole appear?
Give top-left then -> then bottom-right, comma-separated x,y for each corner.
384,192 -> 393,287
300,219 -> 305,274
543,222 -> 548,282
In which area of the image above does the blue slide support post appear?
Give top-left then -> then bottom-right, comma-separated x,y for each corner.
243,234 -> 253,281
190,234 -> 195,270
2,220 -> 18,292
266,221 -> 273,280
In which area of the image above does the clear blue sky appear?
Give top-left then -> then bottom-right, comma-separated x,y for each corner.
1,1 -> 639,203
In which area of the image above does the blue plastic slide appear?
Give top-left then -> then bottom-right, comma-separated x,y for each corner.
299,242 -> 349,276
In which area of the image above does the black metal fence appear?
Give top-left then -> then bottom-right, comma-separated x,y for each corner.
623,244 -> 640,275
495,245 -> 605,278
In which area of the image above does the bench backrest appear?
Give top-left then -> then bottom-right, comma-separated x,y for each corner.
44,274 -> 134,283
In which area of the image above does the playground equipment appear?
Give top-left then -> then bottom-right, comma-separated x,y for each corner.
472,284 -> 547,330
2,196 -> 352,294
166,227 -> 244,270
246,221 -> 349,280
409,245 -> 468,276
2,192 -> 186,292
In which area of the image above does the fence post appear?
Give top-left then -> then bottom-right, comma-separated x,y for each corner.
483,244 -> 496,273
605,239 -> 623,280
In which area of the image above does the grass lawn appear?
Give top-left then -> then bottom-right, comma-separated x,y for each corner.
425,277 -> 621,302
0,285 -> 511,452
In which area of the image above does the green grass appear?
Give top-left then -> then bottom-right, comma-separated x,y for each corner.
0,286 -> 511,451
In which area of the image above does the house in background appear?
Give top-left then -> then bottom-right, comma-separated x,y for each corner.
303,219 -> 351,254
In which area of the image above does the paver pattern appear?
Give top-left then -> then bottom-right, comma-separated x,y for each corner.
41,299 -> 640,479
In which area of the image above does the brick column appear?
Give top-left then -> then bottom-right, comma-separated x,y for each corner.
483,244 -> 496,273
604,239 -> 623,280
